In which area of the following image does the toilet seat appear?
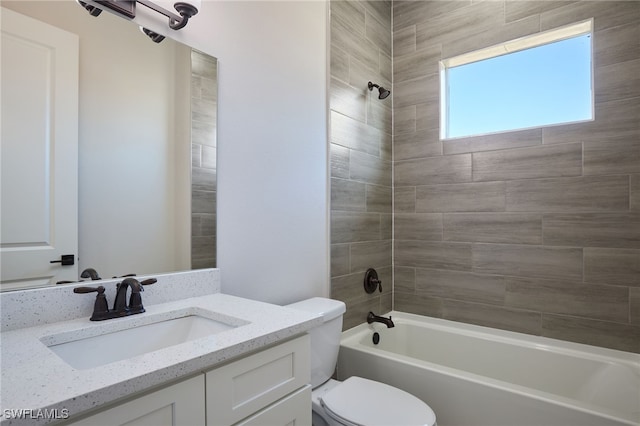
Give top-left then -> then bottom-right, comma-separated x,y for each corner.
320,376 -> 436,426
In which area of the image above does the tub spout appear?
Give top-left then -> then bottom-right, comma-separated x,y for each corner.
367,312 -> 394,328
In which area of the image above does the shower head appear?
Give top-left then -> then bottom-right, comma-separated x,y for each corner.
368,81 -> 391,100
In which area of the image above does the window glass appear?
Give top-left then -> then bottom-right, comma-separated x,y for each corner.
441,22 -> 593,139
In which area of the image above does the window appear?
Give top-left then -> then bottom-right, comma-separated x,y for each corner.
440,20 -> 593,140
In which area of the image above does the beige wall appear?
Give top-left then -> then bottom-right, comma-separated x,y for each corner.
392,1 -> 639,352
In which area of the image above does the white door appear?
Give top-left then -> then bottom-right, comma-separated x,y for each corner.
1,7 -> 79,291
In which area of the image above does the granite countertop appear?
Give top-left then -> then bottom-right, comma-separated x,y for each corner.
0,293 -> 321,425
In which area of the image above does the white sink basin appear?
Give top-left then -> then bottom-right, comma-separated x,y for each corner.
45,314 -> 240,370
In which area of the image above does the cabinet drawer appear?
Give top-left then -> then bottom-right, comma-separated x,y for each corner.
206,334 -> 310,426
67,375 -> 205,426
234,385 -> 311,426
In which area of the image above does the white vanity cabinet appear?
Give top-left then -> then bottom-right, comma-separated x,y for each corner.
66,335 -> 311,426
205,333 -> 310,425
66,375 -> 206,426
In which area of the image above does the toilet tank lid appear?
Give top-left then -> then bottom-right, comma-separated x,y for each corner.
286,297 -> 346,322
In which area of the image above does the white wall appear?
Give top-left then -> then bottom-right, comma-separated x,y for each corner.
179,1 -> 330,303
121,0 -> 330,302
5,0 -> 330,302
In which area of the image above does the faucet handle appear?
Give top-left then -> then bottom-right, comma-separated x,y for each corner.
74,286 -> 111,321
73,285 -> 105,294
140,278 -> 157,286
364,268 -> 382,294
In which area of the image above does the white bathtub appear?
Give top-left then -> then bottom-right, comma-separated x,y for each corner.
337,312 -> 640,426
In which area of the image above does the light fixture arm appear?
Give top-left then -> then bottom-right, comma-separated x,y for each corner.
137,0 -> 198,31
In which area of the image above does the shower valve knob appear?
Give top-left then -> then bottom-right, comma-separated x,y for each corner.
364,268 -> 382,294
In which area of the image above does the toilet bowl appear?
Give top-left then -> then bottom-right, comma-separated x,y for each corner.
286,297 -> 437,426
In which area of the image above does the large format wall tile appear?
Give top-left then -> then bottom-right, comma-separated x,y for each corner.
543,213 -> 640,249
331,244 -> 350,277
416,1 -> 504,49
541,315 -> 640,353
506,176 -> 629,212
393,73 -> 439,108
632,175 -> 640,211
350,150 -> 392,186
393,25 -> 416,58
331,111 -> 386,156
366,185 -> 392,213
395,240 -> 472,271
441,299 -> 542,336
395,154 -> 471,186
540,1 -> 640,32
631,288 -> 640,325
394,128 -> 442,160
330,78 -> 367,122
443,129 -> 541,155
395,213 -> 443,241
331,212 -> 381,244
504,1 -> 577,24
505,277 -> 629,322
594,59 -> 640,104
583,137 -> 640,176
472,244 -> 583,280
415,268 -> 505,305
394,266 -> 416,292
584,248 -> 640,286
594,22 -> 640,68
473,143 -> 582,182
350,240 -> 392,272
394,187 -> 416,213
442,14 -> 540,59
443,213 -> 542,245
394,291 -> 443,317
542,97 -> 640,145
416,182 -> 506,212
331,178 -> 366,212
394,45 -> 441,83
330,143 -> 349,179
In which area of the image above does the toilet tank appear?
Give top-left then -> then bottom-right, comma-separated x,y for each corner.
286,297 -> 346,388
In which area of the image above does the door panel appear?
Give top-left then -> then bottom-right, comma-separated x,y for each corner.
1,7 -> 79,290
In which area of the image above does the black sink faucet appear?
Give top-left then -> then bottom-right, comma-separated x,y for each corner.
80,268 -> 101,280
367,312 -> 395,328
74,277 -> 157,321
113,277 -> 143,314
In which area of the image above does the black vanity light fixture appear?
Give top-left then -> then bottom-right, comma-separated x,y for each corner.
76,0 -> 199,43
368,81 -> 391,100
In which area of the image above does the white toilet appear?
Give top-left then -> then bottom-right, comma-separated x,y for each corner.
287,297 -> 437,426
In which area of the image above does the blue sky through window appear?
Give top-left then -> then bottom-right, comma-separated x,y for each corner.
445,33 -> 593,139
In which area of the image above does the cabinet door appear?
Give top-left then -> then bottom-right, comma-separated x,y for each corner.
206,335 -> 310,425
234,385 -> 311,426
67,375 -> 205,426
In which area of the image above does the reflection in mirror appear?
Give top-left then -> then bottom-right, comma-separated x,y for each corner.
0,1 -> 217,291
190,51 -> 217,269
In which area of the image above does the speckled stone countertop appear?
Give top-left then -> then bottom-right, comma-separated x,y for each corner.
0,273 -> 321,425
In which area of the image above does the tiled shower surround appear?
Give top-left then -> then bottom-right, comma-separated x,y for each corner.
330,0 -> 640,353
191,51 -> 218,269
330,1 -> 393,329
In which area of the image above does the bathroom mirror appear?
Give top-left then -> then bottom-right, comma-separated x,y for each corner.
0,1 -> 217,290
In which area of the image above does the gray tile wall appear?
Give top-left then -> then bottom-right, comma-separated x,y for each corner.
330,0 -> 393,330
191,51 -> 217,269
393,0 -> 640,352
